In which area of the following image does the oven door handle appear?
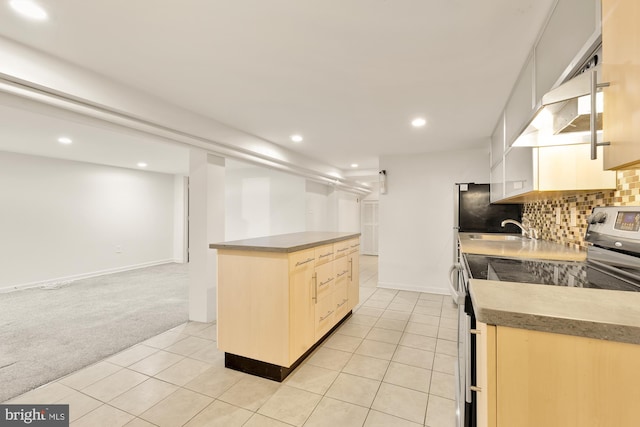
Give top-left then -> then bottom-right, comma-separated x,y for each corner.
448,263 -> 464,305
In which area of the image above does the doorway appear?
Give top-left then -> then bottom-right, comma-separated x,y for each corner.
361,200 -> 379,255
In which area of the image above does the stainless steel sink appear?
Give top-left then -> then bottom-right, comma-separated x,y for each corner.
467,234 -> 526,241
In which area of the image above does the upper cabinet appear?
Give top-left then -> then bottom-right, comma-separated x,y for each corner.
505,53 -> 535,148
491,114 -> 505,167
535,0 -> 600,102
490,0 -> 606,202
497,144 -> 616,203
602,0 -> 640,169
500,0 -> 600,149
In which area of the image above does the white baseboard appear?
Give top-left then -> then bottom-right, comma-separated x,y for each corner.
377,281 -> 449,295
0,259 -> 177,293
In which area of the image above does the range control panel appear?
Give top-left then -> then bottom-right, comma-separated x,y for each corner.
586,206 -> 640,253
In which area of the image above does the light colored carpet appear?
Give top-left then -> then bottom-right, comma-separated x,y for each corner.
0,262 -> 188,402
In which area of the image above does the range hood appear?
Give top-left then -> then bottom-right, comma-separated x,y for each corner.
512,49 -> 605,148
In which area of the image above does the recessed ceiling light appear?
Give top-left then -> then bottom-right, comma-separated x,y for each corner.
351,163 -> 359,168
137,162 -> 148,168
9,0 -> 48,20
290,134 -> 303,143
57,137 -> 72,145
411,117 -> 427,127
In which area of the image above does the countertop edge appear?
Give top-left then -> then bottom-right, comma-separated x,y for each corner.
209,232 -> 360,253
470,280 -> 640,346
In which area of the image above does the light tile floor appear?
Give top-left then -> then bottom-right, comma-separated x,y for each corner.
8,256 -> 457,426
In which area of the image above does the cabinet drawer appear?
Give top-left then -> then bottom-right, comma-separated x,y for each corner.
289,248 -> 316,272
315,293 -> 335,340
315,244 -> 335,266
334,282 -> 349,320
334,240 -> 350,259
334,256 -> 349,284
315,261 -> 335,300
348,238 -> 360,253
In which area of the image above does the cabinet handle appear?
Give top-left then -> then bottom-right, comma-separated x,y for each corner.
590,69 -> 611,160
337,271 -> 347,278
337,299 -> 348,308
337,248 -> 348,252
319,252 -> 334,258
348,259 -> 353,280
319,277 -> 334,287
470,385 -> 482,393
470,329 -> 481,335
312,273 -> 318,304
295,258 -> 315,267
320,310 -> 334,321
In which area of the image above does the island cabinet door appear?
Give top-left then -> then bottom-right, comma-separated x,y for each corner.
289,248 -> 316,362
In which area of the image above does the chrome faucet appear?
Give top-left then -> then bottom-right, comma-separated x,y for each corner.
501,219 -> 539,239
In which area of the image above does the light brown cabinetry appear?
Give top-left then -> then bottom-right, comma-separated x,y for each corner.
476,322 -> 640,427
289,248 -> 316,361
347,240 -> 360,307
216,235 -> 359,380
602,0 -> 640,169
474,322 -> 496,427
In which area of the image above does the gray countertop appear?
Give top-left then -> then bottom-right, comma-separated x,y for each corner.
461,234 -> 640,344
470,279 -> 640,345
209,231 -> 360,253
458,232 -> 585,261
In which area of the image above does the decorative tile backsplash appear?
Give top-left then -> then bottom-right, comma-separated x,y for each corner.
522,169 -> 640,250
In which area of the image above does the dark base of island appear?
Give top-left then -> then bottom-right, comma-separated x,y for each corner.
224,310 -> 353,382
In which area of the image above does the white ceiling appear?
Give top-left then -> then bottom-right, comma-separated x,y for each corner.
0,0 -> 556,176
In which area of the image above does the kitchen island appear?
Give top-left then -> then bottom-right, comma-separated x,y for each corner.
461,233 -> 640,427
210,231 -> 360,381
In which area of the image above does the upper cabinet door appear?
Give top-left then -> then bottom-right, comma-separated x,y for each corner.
491,114 -> 505,168
505,53 -> 535,148
490,160 -> 504,203
602,0 -> 640,170
535,0 -> 599,101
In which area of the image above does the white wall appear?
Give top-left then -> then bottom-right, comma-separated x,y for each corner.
305,180 -> 331,231
337,191 -> 361,232
378,148 -> 489,294
225,160 -> 362,239
225,161 -> 306,240
0,151 -> 176,291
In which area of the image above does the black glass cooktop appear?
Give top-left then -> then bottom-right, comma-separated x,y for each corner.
464,254 -> 640,292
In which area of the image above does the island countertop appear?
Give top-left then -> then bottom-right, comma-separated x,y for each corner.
470,279 -> 640,345
209,231 -> 360,253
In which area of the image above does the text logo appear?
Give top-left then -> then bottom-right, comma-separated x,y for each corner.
0,405 -> 69,426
